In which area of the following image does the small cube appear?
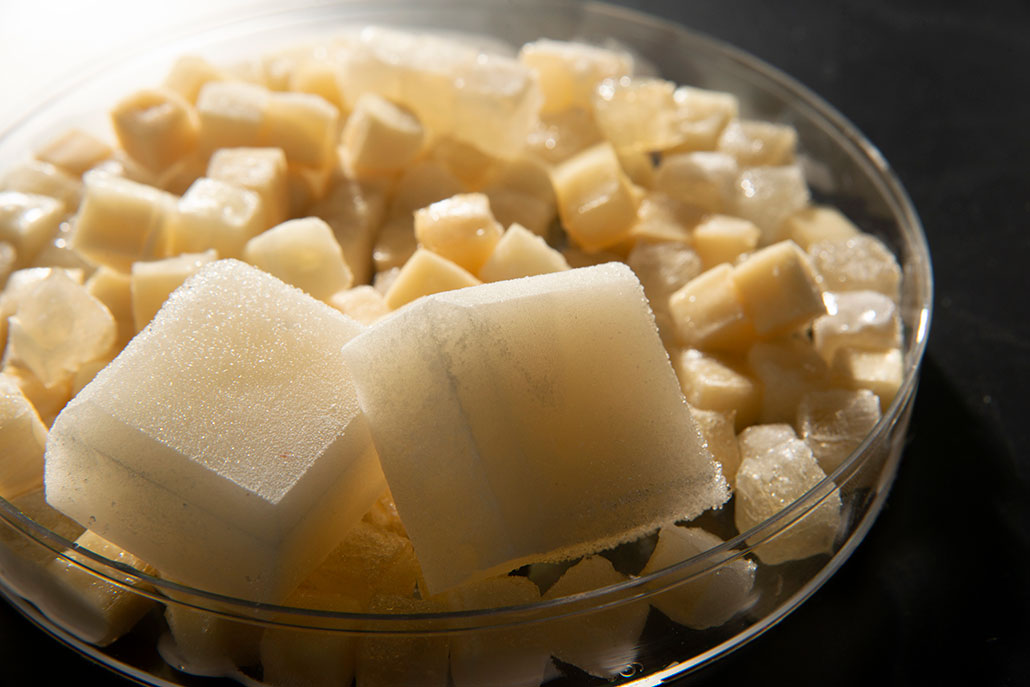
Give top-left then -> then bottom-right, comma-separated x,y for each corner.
668,264 -> 756,351
478,223 -> 570,282
831,347 -> 904,409
414,193 -> 504,274
261,91 -> 340,168
110,88 -> 199,172
165,177 -> 265,259
163,55 -> 227,104
813,290 -> 902,363
207,147 -> 289,229
673,349 -> 760,430
717,119 -> 797,167
808,234 -> 902,302
34,129 -> 113,177
747,337 -> 832,424
689,407 -> 743,487
45,260 -> 386,602
0,375 -> 48,498
654,152 -> 738,213
730,240 -> 825,337
131,250 -> 218,331
72,171 -> 177,272
732,165 -> 810,244
384,248 -> 481,310
797,389 -> 882,473
309,177 -> 387,285
328,286 -> 391,326
735,426 -> 842,564
342,93 -> 425,176
1,159 -> 82,211
518,39 -> 633,114
692,214 -> 761,269
783,205 -> 860,250
0,191 -> 64,267
244,217 -> 354,301
551,143 -> 639,251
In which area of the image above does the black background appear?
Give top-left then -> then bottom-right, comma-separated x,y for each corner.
2,1 -> 1028,684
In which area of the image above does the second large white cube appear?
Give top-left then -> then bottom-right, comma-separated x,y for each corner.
341,263 -> 729,594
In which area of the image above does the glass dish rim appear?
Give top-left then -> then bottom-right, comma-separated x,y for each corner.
0,0 -> 933,632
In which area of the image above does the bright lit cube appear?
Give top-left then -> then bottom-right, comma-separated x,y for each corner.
692,214 -> 761,269
732,165 -> 810,244
730,240 -> 825,337
478,223 -> 570,282
414,193 -> 504,274
808,234 -> 902,302
342,93 -> 425,176
668,263 -> 756,352
165,177 -> 264,259
34,128 -> 113,176
0,375 -> 48,498
782,205 -> 860,250
831,346 -> 904,409
813,290 -> 902,363
717,119 -> 797,167
551,142 -> 638,251
518,39 -> 633,114
207,147 -> 289,229
0,191 -> 64,267
244,217 -> 353,301
384,248 -> 481,310
45,260 -> 385,602
654,151 -> 738,213
110,88 -> 199,172
672,349 -> 760,430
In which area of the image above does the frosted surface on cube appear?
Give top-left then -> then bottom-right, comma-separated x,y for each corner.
641,526 -> 756,629
7,270 -> 115,387
808,234 -> 902,302
735,434 -> 842,564
732,165 -> 810,243
45,260 -> 384,601
813,290 -> 901,363
798,389 -> 882,473
342,263 -> 728,593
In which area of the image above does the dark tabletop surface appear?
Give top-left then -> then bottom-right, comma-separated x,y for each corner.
2,0 -> 1028,685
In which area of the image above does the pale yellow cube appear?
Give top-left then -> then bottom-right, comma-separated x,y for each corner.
832,347 -> 904,410
689,407 -> 743,487
616,148 -> 655,189
110,88 -> 199,172
654,151 -> 738,213
414,193 -> 504,274
730,240 -> 825,337
518,39 -> 633,114
196,81 -> 271,154
373,215 -> 417,273
747,336 -> 832,424
207,147 -> 289,229
154,151 -> 207,196
86,267 -> 135,350
328,285 -> 390,325
623,193 -> 697,247
692,214 -> 761,268
342,93 -> 425,176
0,192 -> 64,267
72,171 -> 177,272
44,531 -> 157,647
262,92 -> 340,168
731,165 -> 811,244
165,177 -> 264,259
34,129 -> 113,176
674,348 -> 760,430
0,242 -> 14,283
478,223 -> 569,282
244,217 -> 353,301
668,85 -> 740,152
309,177 -> 387,285
163,55 -> 227,104
551,142 -> 638,251
668,263 -> 756,351
384,248 -> 481,309
0,374 -> 47,499
783,205 -> 860,250
131,250 -> 218,331
717,119 -> 797,167
285,157 -> 336,214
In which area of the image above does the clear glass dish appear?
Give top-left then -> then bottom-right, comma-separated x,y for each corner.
0,1 -> 932,685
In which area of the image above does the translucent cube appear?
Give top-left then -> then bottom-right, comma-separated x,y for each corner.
0,374 -> 48,498
341,263 -> 728,593
165,177 -> 265,259
45,260 -> 385,601
0,159 -> 82,212
813,290 -> 902,363
808,234 -> 902,302
518,39 -> 634,114
668,264 -> 756,352
655,151 -> 738,213
673,349 -> 760,430
735,428 -> 842,564
207,147 -> 290,229
0,191 -> 66,267
626,240 -> 702,315
797,389 -> 882,473
6,269 -> 115,387
373,215 -> 416,273
309,176 -> 387,286
414,193 -> 504,275
541,556 -> 649,678
161,604 -> 261,678
747,336 -> 832,424
343,93 -> 425,176
732,165 -> 810,244
329,285 -> 390,325
831,346 -> 904,409
478,223 -> 570,282
641,526 -> 756,629
0,489 -> 84,603
551,143 -> 638,251
110,88 -> 199,172
689,406 -> 742,487
34,128 -> 113,177
717,119 -> 797,167
525,108 -> 604,165
782,205 -> 860,250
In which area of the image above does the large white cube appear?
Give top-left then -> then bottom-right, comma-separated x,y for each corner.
45,260 -> 385,602
340,263 -> 729,594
